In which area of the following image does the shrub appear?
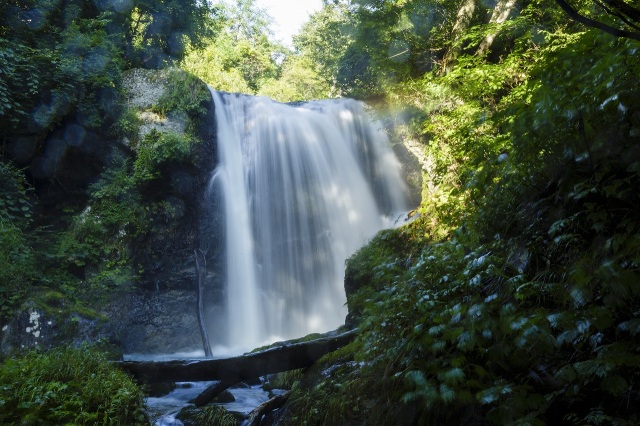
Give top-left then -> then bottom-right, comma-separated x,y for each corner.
0,346 -> 147,425
155,68 -> 211,120
195,405 -> 237,426
0,162 -> 34,320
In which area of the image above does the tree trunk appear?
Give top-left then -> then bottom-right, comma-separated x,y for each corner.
194,250 -> 213,358
247,391 -> 291,426
554,0 -> 640,41
117,329 -> 357,384
193,379 -> 237,407
477,0 -> 519,55
443,0 -> 479,72
452,0 -> 478,35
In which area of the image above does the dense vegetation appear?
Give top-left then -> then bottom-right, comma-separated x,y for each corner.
2,0 -> 640,423
0,0 -> 216,318
1,0 -> 214,421
0,346 -> 146,424
270,0 -> 640,425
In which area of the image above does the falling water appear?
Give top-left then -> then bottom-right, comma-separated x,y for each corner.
208,91 -> 407,351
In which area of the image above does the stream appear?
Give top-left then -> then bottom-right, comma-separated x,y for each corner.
146,381 -> 270,426
125,352 -> 271,425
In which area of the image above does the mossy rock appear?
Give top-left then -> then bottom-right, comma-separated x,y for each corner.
176,405 -> 237,426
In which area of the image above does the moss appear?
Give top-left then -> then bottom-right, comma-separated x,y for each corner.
35,290 -> 66,308
30,289 -> 101,323
344,223 -> 430,326
250,331 -> 333,353
263,369 -> 305,391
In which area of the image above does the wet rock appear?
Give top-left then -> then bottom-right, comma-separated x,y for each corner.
0,302 -> 118,356
144,381 -> 177,397
105,289 -> 202,354
214,390 -> 236,403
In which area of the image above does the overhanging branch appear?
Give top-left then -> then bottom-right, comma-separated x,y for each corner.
601,0 -> 640,23
595,0 -> 640,32
554,0 -> 640,41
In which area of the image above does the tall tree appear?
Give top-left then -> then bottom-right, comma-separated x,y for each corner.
116,0 -> 216,67
476,0 -> 519,55
182,0 -> 283,94
292,2 -> 356,97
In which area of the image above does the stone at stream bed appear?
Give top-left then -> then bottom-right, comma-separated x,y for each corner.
213,390 -> 235,403
190,379 -> 237,407
144,381 -> 176,397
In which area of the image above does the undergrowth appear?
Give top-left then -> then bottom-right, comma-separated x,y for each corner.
0,346 -> 147,424
195,405 -> 237,426
281,25 -> 640,426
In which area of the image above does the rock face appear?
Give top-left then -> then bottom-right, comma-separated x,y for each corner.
1,69 -> 421,356
1,307 -> 61,353
393,142 -> 423,209
1,69 -> 218,356
107,69 -> 218,355
107,290 -> 202,354
122,69 -> 188,143
0,304 -> 115,355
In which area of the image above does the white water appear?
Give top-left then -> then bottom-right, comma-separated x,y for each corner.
209,92 -> 407,351
147,382 -> 269,426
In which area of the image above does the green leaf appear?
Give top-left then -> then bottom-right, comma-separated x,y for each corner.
618,318 -> 640,336
601,375 -> 627,396
442,367 -> 465,386
439,383 -> 456,403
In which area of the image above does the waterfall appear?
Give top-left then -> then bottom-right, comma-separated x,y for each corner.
207,91 -> 407,352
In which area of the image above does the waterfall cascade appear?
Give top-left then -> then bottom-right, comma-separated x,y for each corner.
207,91 -> 408,352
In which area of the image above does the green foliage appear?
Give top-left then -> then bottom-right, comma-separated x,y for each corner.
134,130 -> 196,182
287,2 -> 357,99
0,3 -> 131,138
113,107 -> 143,144
194,405 -> 237,426
182,39 -> 253,94
0,346 -> 146,425
182,0 -> 284,95
39,125 -> 196,308
0,0 -> 215,140
0,161 -> 33,229
0,162 -> 35,320
263,369 -> 304,391
258,56 -> 331,102
121,0 -> 215,68
155,69 -> 211,119
282,342 -> 377,425
0,39 -> 42,129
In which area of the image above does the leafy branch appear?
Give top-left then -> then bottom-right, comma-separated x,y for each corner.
554,0 -> 640,41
